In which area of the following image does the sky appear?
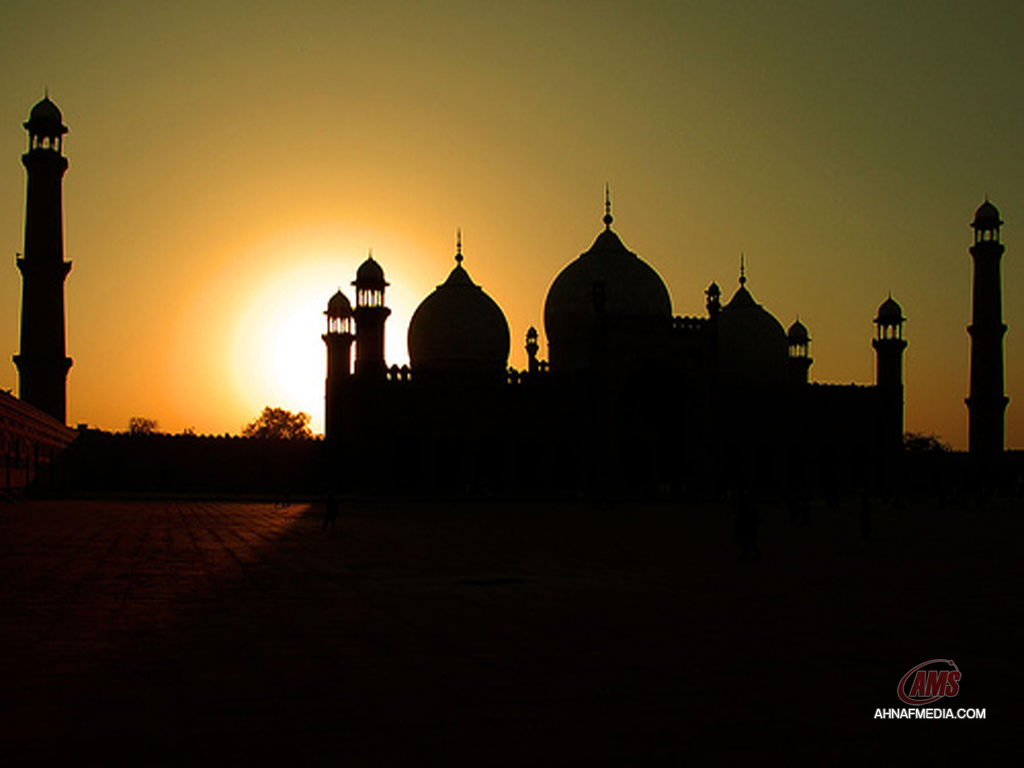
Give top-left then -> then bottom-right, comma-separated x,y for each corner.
1,0 -> 1022,447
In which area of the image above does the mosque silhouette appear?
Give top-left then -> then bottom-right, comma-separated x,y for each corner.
4,96 -> 1014,498
321,192 -> 917,496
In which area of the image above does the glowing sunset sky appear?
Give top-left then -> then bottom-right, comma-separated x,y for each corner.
1,1 -> 1022,447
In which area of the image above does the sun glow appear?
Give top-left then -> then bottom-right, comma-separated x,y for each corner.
197,230 -> 429,435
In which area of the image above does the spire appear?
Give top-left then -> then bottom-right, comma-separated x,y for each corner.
455,228 -> 463,265
603,183 -> 613,229
739,253 -> 747,286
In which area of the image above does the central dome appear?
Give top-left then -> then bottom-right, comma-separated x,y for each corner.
408,251 -> 510,382
544,216 -> 672,373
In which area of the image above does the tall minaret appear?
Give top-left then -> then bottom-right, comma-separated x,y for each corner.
352,253 -> 390,380
13,96 -> 73,424
966,200 -> 1008,457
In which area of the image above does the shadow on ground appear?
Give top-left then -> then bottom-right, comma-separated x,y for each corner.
0,496 -> 1016,764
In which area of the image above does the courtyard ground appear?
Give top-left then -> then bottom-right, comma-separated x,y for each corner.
0,495 -> 1017,764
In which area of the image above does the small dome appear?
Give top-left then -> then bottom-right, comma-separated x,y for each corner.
326,289 -> 353,318
972,200 -> 1002,230
24,96 -> 67,135
875,296 -> 904,326
717,281 -> 788,386
408,256 -> 510,380
787,319 -> 809,344
354,255 -> 388,288
544,218 -> 672,373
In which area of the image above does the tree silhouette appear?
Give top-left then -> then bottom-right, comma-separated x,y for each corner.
242,407 -> 313,440
128,416 -> 159,435
904,431 -> 951,453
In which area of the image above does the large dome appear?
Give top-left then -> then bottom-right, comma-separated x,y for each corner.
717,278 -> 788,386
408,254 -> 510,380
544,216 -> 672,373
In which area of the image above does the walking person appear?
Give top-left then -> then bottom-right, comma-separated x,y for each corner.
734,490 -> 762,562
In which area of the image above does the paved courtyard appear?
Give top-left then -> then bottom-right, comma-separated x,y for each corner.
0,496 -> 1016,764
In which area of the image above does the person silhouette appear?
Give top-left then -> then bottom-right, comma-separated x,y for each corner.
859,488 -> 871,541
734,490 -> 761,562
323,492 -> 339,531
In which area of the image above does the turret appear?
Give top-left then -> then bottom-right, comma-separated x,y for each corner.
323,289 -> 355,441
352,253 -> 390,381
786,319 -> 812,385
873,295 -> 907,454
525,326 -> 540,374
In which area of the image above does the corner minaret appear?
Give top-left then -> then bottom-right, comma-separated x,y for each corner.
873,296 -> 907,454
13,96 -> 73,424
966,200 -> 1008,457
352,252 -> 390,381
323,289 -> 355,441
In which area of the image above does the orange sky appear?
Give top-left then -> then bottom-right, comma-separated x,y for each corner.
1,1 -> 1022,447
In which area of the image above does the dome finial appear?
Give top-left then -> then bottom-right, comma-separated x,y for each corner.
455,228 -> 463,264
603,183 -> 613,229
739,253 -> 747,287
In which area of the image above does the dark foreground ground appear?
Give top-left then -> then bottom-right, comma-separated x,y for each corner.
0,495 -> 1018,765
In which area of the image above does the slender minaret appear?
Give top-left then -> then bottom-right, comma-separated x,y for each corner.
323,289 -> 355,441
352,252 -> 390,380
13,96 -> 73,423
873,296 -> 907,454
966,200 -> 1008,457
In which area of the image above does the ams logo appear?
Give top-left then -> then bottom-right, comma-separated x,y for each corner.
897,659 -> 961,706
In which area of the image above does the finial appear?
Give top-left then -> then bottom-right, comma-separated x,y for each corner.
739,253 -> 747,286
603,183 -> 613,229
455,228 -> 463,264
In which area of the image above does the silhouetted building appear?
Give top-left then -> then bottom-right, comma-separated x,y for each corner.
0,388 -> 76,492
966,200 -> 1009,457
323,197 -> 910,495
14,96 -> 73,424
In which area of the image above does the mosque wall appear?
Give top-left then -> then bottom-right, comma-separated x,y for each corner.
0,389 -> 77,493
